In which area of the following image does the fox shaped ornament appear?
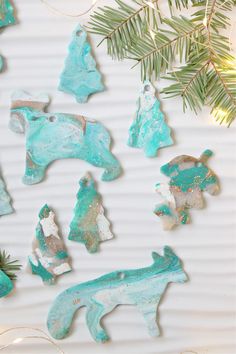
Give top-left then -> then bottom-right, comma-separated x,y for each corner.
47,246 -> 187,343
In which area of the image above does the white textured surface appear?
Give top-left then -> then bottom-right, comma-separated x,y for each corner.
0,1 -> 236,353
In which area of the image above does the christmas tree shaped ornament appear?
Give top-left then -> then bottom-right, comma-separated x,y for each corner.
68,173 -> 114,253
128,81 -> 173,157
0,0 -> 15,28
0,170 -> 13,216
59,24 -> 104,103
154,150 -> 220,230
10,90 -> 122,184
0,250 -> 21,298
28,204 -> 72,285
48,246 -> 187,342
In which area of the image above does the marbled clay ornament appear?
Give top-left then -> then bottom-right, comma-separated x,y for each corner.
59,24 -> 104,103
0,170 -> 13,216
9,90 -> 122,184
28,204 -> 71,285
47,246 -> 187,342
0,0 -> 16,28
68,173 -> 114,253
154,150 -> 220,230
128,81 -> 173,157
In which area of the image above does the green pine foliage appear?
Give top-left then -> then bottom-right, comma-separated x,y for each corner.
0,250 -> 21,280
89,0 -> 236,125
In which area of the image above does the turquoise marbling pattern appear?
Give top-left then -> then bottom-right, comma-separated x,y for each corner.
0,0 -> 15,28
9,91 -> 121,184
59,24 -> 104,103
69,173 -> 114,253
47,246 -> 187,343
154,150 -> 220,230
0,269 -> 13,298
0,171 -> 13,216
128,81 -> 173,157
28,204 -> 72,285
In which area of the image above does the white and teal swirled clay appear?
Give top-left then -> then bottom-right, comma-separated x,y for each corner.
0,270 -> 13,298
128,81 -> 173,157
28,204 -> 72,285
0,0 -> 15,28
69,173 -> 114,253
59,24 -> 104,103
9,90 -> 122,184
154,150 -> 220,230
47,246 -> 187,342
0,171 -> 13,216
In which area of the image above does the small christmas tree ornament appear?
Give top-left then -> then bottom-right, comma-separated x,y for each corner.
0,0 -> 15,28
127,81 -> 173,157
69,173 -> 114,253
28,204 -> 72,285
0,170 -> 13,216
59,24 -> 104,103
0,250 -> 21,298
48,246 -> 187,342
10,90 -> 122,184
154,150 -> 220,230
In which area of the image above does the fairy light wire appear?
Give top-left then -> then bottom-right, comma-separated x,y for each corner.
40,0 -> 99,18
0,327 -> 65,354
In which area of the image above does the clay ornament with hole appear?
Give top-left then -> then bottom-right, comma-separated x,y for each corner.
128,81 -> 173,157
9,91 -> 122,184
68,173 -> 114,253
0,0 -> 16,28
154,150 -> 220,230
28,204 -> 72,285
47,246 -> 187,342
59,24 -> 104,103
0,169 -> 13,217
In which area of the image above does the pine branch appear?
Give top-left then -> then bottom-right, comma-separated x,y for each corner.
88,0 -> 161,59
0,250 -> 21,280
127,16 -> 205,79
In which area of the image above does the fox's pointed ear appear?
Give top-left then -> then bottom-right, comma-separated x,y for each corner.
152,251 -> 162,262
164,246 -> 176,258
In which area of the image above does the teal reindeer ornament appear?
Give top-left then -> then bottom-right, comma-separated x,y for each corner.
155,150 -> 220,230
59,24 -> 104,103
47,246 -> 187,343
9,91 -> 121,184
128,81 -> 173,157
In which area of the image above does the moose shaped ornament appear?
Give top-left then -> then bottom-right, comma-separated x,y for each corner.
9,91 -> 121,185
47,246 -> 187,343
155,150 -> 220,230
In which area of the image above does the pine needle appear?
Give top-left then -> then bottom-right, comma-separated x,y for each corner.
0,250 -> 21,280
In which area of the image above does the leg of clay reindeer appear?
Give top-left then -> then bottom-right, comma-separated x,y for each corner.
23,152 -> 47,185
87,149 -> 122,182
137,302 -> 160,337
86,302 -> 111,343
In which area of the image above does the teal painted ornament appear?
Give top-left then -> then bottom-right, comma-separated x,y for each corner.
59,24 -> 104,103
29,204 -> 72,285
0,269 -> 13,298
69,173 -> 114,253
0,0 -> 15,28
9,91 -> 121,184
0,250 -> 21,298
47,246 -> 187,342
128,81 -> 173,157
0,170 -> 13,216
154,150 -> 220,230
0,55 -> 4,72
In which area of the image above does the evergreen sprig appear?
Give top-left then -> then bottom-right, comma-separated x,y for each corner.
89,0 -> 236,125
0,250 -> 21,280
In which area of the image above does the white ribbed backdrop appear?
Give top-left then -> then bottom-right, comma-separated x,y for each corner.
0,1 -> 236,353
